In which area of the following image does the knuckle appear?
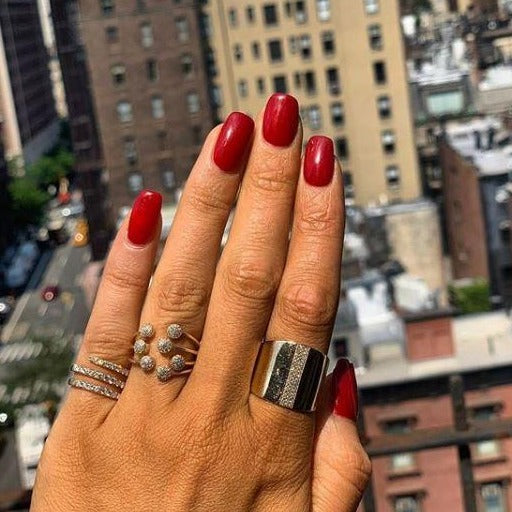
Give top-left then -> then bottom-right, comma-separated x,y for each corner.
154,274 -> 209,316
250,154 -> 297,194
186,181 -> 233,217
278,282 -> 337,330
83,318 -> 132,357
103,261 -> 148,294
296,196 -> 341,237
223,258 -> 280,303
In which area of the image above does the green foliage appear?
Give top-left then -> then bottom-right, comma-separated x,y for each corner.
8,177 -> 49,226
27,149 -> 74,187
449,279 -> 491,315
0,337 -> 74,420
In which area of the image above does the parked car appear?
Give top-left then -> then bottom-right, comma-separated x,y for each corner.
0,296 -> 14,324
41,285 -> 60,302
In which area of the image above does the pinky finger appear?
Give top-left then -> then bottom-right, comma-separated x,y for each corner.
312,360 -> 372,512
65,190 -> 162,420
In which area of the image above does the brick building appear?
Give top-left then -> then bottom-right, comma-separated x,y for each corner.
76,0 -> 215,218
355,309 -> 512,512
440,118 -> 512,306
50,0 -> 111,260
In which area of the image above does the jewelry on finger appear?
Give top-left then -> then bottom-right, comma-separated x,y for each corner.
68,377 -> 120,400
138,323 -> 155,339
166,323 -> 200,347
134,339 -> 148,356
139,355 -> 156,372
71,364 -> 125,389
156,366 -> 173,382
251,340 -> 328,413
157,338 -> 173,355
88,355 -> 130,377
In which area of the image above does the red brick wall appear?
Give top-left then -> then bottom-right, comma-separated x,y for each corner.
405,317 -> 455,361
362,384 -> 512,511
440,142 -> 490,281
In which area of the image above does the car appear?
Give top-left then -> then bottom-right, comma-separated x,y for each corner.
73,219 -> 89,247
0,297 -> 14,324
41,285 -> 60,302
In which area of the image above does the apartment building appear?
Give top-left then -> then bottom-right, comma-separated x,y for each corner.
77,0 -> 215,216
0,0 -> 59,165
204,0 -> 421,205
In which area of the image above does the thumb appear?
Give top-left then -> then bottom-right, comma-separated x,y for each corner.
312,359 -> 372,512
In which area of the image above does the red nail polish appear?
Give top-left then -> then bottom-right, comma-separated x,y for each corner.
304,136 -> 335,187
213,112 -> 255,173
263,93 -> 299,147
127,190 -> 162,246
333,359 -> 358,421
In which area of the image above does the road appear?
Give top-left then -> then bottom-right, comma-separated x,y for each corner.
1,243 -> 91,344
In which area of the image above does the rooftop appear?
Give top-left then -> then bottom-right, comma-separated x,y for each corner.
357,310 -> 512,389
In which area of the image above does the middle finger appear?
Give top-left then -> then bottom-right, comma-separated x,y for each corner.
189,94 -> 301,401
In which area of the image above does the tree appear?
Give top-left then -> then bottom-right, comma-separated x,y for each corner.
27,149 -> 74,188
8,178 -> 49,226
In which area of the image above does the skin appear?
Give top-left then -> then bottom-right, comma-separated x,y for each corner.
31,105 -> 371,512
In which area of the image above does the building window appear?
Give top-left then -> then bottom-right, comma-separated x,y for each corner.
211,85 -> 223,107
110,64 -> 126,86
123,136 -> 137,164
472,406 -> 501,459
106,26 -> 119,42
181,54 -> 193,76
386,165 -> 400,188
330,102 -> 344,126
100,0 -> 115,15
368,24 -> 383,49
128,172 -> 144,195
256,77 -> 266,94
191,126 -> 202,145
268,39 -> 283,62
295,1 -> 308,23
147,59 -> 158,82
326,67 -> 341,95
234,44 -> 244,62
304,71 -> 317,95
382,130 -> 396,154
307,105 -> 322,130
316,0 -> 331,21
136,0 -> 147,12
273,75 -> 287,93
251,41 -> 261,59
228,8 -> 238,27
322,31 -> 335,56
384,419 -> 416,471
373,61 -> 387,84
263,4 -> 278,26
140,22 -> 153,48
336,137 -> 349,159
160,160 -> 176,191
344,171 -> 355,199
238,79 -> 248,97
481,483 -> 506,512
200,13 -> 212,37
289,36 -> 298,54
187,92 -> 200,114
364,0 -> 380,14
394,496 -> 420,512
151,96 -> 165,119
157,130 -> 167,151
175,17 -> 190,42
246,6 -> 255,23
299,35 -> 312,59
378,95 -> 392,118
117,101 -> 133,123
206,49 -> 217,76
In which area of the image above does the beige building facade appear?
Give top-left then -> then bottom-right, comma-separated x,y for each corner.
205,0 -> 422,206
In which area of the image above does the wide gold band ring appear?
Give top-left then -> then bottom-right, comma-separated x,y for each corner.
251,340 -> 328,413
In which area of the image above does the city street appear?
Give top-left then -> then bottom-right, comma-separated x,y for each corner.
1,242 -> 91,345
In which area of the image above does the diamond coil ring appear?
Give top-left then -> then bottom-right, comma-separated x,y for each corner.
132,323 -> 199,382
251,340 -> 328,413
67,355 -> 130,401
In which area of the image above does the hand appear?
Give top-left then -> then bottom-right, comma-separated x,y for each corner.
31,94 -> 370,512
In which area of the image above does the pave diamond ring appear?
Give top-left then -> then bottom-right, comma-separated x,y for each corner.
251,340 -> 328,413
132,323 -> 199,382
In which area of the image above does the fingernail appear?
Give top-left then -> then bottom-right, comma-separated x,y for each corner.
333,359 -> 358,421
127,190 -> 162,246
263,93 -> 299,147
304,136 -> 335,187
213,112 -> 255,173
